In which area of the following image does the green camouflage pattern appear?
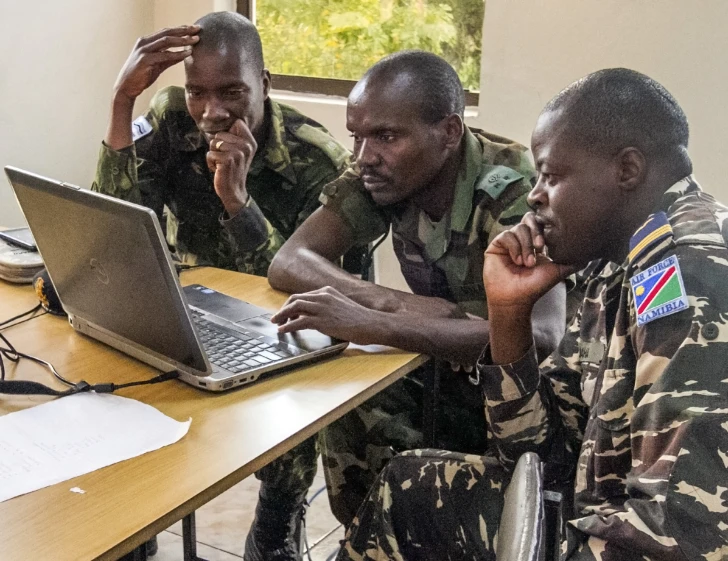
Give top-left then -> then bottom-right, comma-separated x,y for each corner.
320,128 -> 535,317
92,85 -> 349,560
92,86 -> 349,276
338,177 -> 728,560
318,128 -> 537,527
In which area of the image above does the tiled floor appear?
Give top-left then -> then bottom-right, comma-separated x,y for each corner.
149,457 -> 343,561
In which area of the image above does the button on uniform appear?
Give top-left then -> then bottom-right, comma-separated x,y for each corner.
701,322 -> 719,341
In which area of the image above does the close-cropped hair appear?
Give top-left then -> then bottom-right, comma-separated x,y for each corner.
365,50 -> 465,123
544,68 -> 691,174
195,11 -> 265,71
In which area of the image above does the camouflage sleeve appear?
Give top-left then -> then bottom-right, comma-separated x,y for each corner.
221,144 -> 347,277
318,166 -> 389,246
219,198 -> 286,276
91,103 -> 170,219
477,327 -> 587,474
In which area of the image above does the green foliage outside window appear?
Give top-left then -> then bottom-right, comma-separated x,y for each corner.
256,0 -> 485,91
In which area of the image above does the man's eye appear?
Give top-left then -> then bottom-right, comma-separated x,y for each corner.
379,134 -> 395,143
186,89 -> 202,98
540,172 -> 557,185
224,90 -> 245,99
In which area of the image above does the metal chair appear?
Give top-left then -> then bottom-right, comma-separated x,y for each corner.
496,452 -> 550,561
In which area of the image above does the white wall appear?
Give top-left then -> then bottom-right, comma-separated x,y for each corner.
478,0 -> 728,200
3,0 -> 727,289
0,0 -> 154,227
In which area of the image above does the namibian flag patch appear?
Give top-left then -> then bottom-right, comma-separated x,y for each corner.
630,255 -> 689,326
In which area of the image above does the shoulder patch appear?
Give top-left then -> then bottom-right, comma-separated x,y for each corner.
292,124 -> 350,170
131,115 -> 153,141
475,165 -> 524,200
630,254 -> 689,326
628,211 -> 673,263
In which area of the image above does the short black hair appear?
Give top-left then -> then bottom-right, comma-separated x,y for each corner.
194,12 -> 264,71
364,50 -> 465,123
543,68 -> 691,175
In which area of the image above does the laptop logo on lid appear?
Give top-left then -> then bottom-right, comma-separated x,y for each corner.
90,258 -> 109,285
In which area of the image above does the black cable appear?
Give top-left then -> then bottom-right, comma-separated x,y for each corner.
360,231 -> 389,282
0,327 -> 179,395
0,310 -> 48,331
0,304 -> 181,396
0,303 -> 42,329
0,330 -> 20,381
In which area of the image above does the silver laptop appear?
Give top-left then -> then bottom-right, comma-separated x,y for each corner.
5,166 -> 348,391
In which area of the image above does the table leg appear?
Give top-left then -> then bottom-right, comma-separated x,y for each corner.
182,512 -> 209,561
127,544 -> 147,561
422,359 -> 441,448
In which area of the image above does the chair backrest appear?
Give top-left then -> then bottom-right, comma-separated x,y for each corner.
495,452 -> 545,561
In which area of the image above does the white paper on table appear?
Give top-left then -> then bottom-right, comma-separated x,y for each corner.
0,392 -> 191,503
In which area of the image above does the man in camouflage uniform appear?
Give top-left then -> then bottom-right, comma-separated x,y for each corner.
92,12 -> 350,561
338,69 -> 728,560
267,51 -> 567,527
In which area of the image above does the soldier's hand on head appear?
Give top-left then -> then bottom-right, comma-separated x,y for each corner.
113,25 -> 200,101
207,119 -> 257,217
483,212 -> 574,313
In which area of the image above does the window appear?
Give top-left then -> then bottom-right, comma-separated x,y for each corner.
237,0 -> 484,104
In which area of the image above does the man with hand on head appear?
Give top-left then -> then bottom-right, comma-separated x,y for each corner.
267,51 -> 567,528
337,68 -> 728,561
93,12 -> 351,561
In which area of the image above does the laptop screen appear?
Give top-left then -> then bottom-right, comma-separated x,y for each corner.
6,167 -> 208,374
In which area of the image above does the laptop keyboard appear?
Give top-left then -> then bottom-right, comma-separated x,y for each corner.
190,312 -> 293,373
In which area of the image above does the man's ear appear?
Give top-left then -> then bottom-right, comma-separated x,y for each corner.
442,113 -> 464,151
262,69 -> 272,100
617,147 -> 646,192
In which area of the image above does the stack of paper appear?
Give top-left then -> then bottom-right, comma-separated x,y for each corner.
0,237 -> 43,283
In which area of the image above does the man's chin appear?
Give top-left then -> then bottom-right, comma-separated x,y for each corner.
366,186 -> 393,205
547,249 -> 590,269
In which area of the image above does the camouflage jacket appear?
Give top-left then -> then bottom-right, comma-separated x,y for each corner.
92,86 -> 349,276
320,128 -> 535,316
479,177 -> 728,560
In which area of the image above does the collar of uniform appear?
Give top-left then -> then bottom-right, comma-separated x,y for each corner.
182,126 -> 206,152
450,128 -> 484,233
626,175 -> 699,268
248,99 -> 297,185
420,129 -> 481,262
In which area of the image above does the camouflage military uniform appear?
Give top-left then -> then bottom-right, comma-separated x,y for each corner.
93,85 -> 349,276
339,177 -> 728,560
93,85 -> 350,560
318,128 -> 537,526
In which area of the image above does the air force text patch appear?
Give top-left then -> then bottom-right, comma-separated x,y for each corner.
630,255 -> 689,326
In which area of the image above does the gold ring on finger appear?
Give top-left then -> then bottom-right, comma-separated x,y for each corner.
215,140 -> 224,150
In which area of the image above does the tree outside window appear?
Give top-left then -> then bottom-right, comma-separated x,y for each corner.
245,0 -> 485,94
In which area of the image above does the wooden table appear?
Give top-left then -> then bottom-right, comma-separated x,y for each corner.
0,268 -> 427,561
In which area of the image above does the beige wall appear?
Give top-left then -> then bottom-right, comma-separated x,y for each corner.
0,0 -> 154,227
478,0 -> 728,200
3,0 -> 727,290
